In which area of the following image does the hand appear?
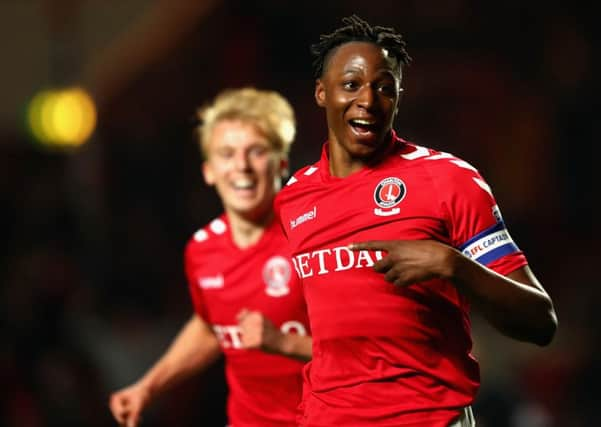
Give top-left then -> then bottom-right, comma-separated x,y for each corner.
109,382 -> 151,427
349,239 -> 455,286
237,309 -> 282,353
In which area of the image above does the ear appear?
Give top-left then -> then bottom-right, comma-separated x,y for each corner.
393,87 -> 404,117
202,161 -> 215,185
279,157 -> 290,179
314,79 -> 326,108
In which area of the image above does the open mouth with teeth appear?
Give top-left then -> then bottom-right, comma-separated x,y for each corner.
349,118 -> 378,137
232,179 -> 256,191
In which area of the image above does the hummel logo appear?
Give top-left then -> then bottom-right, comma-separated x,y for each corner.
290,206 -> 317,230
198,274 -> 224,289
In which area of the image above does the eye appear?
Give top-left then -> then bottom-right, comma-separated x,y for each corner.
215,147 -> 234,158
377,83 -> 397,97
342,80 -> 359,91
248,145 -> 269,158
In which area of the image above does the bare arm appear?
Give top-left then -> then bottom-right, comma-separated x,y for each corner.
237,309 -> 312,362
109,314 -> 221,427
349,240 -> 557,346
448,257 -> 557,345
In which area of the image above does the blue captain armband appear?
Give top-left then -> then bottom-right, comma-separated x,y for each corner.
459,222 -> 520,265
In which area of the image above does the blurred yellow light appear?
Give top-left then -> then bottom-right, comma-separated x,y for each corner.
28,90 -> 50,143
27,87 -> 97,148
40,89 -> 61,143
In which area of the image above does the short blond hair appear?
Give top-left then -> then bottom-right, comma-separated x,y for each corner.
196,87 -> 296,158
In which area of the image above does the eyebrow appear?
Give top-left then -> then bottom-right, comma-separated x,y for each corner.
340,67 -> 361,76
340,67 -> 398,79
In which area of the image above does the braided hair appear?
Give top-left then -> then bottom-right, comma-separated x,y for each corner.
310,15 -> 412,79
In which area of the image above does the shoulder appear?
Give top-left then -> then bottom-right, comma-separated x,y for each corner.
185,216 -> 229,256
283,162 -> 321,189
399,141 -> 489,192
399,142 -> 475,171
275,162 -> 321,208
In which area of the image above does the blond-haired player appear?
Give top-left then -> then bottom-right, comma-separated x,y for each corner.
109,88 -> 311,427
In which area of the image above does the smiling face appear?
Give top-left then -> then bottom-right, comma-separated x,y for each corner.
203,119 -> 285,223
315,41 -> 402,174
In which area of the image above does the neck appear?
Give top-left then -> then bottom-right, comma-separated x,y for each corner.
329,148 -> 365,177
227,210 -> 274,249
328,132 -> 394,178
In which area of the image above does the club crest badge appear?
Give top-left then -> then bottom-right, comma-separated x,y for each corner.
373,177 -> 406,216
263,256 -> 291,297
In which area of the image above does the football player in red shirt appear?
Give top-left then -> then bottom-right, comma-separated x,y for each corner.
109,88 -> 311,427
275,15 -> 557,427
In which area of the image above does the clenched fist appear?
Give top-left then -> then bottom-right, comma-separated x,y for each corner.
109,382 -> 151,427
237,309 -> 283,353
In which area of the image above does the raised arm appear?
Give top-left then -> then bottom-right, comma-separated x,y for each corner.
109,314 -> 221,427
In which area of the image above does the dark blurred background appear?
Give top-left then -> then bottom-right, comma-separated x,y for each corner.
1,1 -> 599,426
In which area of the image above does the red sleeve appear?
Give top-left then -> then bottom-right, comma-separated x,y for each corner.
273,194 -> 289,240
184,239 -> 210,319
432,157 -> 528,275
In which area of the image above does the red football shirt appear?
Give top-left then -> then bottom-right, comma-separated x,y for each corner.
185,214 -> 310,427
274,133 -> 527,427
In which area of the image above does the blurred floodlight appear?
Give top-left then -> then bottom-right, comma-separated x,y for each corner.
27,87 -> 97,148
28,90 -> 52,143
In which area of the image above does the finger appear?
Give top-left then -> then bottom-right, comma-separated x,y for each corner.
348,241 -> 391,252
236,308 -> 249,322
127,412 -> 141,427
109,393 -> 121,407
383,268 -> 409,287
119,413 -> 130,425
384,267 -> 399,283
393,277 -> 406,287
113,409 -> 129,425
373,256 -> 393,273
109,397 -> 127,419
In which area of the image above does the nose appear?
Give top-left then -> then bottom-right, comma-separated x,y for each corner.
357,84 -> 375,109
233,150 -> 251,171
